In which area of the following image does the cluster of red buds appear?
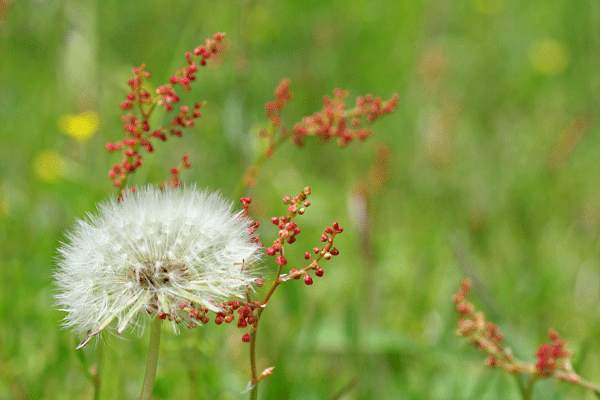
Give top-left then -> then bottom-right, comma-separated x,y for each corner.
262,187 -> 344,286
265,78 -> 292,129
148,298 -> 265,342
452,279 -> 515,369
265,187 -> 312,261
213,300 -> 263,342
239,197 -> 262,247
106,33 -> 226,191
144,301 -> 210,328
453,278 -> 600,395
248,80 -> 398,190
291,89 -> 399,147
535,329 -> 572,377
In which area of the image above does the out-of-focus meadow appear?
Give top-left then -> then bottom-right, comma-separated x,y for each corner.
1,0 -> 600,399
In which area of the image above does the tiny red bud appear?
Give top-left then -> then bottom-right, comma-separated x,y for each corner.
304,275 -> 313,285
304,252 -> 311,260
313,247 -> 320,254
242,333 -> 251,343
271,217 -> 279,225
315,268 -> 324,277
276,255 -> 287,266
290,269 -> 301,279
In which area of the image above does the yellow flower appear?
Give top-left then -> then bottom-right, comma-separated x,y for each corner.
58,111 -> 99,140
471,0 -> 506,15
33,150 -> 66,182
529,39 -> 570,76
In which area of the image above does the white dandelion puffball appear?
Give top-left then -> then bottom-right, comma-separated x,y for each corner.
55,185 -> 261,348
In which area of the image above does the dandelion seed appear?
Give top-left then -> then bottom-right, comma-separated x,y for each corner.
54,185 -> 261,348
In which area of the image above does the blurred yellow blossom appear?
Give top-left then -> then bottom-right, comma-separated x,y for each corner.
58,111 -> 99,140
471,0 -> 506,15
33,150 -> 66,182
0,198 -> 7,217
528,39 -> 570,76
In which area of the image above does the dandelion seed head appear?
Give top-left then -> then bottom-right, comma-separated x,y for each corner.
54,185 -> 261,346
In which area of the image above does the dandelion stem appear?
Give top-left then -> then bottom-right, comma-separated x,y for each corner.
140,318 -> 162,400
92,343 -> 103,400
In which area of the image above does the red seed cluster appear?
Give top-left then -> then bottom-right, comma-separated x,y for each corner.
265,78 -> 293,128
292,90 -> 399,147
253,80 -> 398,172
213,300 -> 263,342
298,222 -> 343,284
171,33 -> 225,90
239,196 -> 262,246
106,33 -> 226,190
160,154 -> 192,189
266,187 -> 312,258
535,329 -> 572,376
145,301 -> 210,329
452,278 -> 583,383
452,279 -> 514,369
265,187 -> 343,286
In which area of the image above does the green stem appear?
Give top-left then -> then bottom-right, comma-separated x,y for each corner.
92,343 -> 103,400
248,260 -> 285,400
232,134 -> 288,200
249,329 -> 258,400
140,318 -> 162,400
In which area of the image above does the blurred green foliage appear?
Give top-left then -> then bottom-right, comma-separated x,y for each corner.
1,0 -> 600,399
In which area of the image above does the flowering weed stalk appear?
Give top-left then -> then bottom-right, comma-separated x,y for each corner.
106,33 -> 225,194
55,31 -> 398,399
241,188 -> 344,399
452,278 -> 600,399
235,78 -> 398,197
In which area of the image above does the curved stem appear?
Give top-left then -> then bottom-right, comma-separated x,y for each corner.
248,259 -> 285,400
140,318 -> 162,400
233,134 -> 288,200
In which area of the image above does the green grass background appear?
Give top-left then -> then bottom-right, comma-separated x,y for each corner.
1,0 -> 600,399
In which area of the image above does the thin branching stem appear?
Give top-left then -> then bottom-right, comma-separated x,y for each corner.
248,257 -> 285,400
